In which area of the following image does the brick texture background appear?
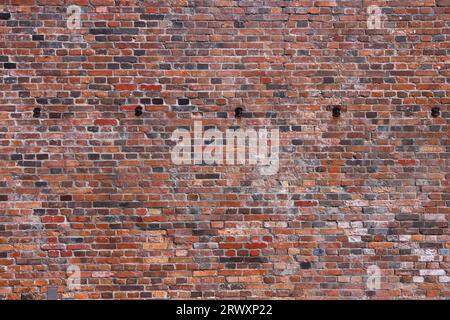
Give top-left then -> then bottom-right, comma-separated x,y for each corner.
0,0 -> 449,299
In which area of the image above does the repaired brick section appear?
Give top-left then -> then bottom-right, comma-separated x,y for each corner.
0,1 -> 448,300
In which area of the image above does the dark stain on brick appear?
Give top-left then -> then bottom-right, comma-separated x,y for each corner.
4,63 -> 16,69
32,34 -> 44,41
0,13 -> 11,20
300,261 -> 312,269
141,14 -> 165,20
60,195 -> 72,201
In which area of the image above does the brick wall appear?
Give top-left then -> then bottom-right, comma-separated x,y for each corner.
0,0 -> 448,299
